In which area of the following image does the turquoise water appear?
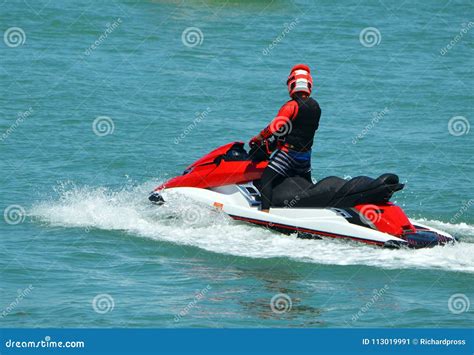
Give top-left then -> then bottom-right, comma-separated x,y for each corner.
1,1 -> 473,328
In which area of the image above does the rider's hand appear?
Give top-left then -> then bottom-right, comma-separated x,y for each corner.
249,134 -> 263,147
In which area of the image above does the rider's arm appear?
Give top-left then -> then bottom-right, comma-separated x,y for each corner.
259,100 -> 298,139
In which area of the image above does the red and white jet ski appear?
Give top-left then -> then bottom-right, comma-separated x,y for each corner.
150,141 -> 455,248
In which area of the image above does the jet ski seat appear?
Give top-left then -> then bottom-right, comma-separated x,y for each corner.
270,173 -> 404,208
218,143 -> 404,208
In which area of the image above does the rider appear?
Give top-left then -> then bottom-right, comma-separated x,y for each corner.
249,64 -> 321,213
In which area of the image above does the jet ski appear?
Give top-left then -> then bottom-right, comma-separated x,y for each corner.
150,141 -> 455,249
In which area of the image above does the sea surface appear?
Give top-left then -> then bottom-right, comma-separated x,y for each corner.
1,0 -> 473,328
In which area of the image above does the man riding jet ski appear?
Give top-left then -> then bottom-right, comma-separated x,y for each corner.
249,64 -> 320,213
149,65 -> 456,249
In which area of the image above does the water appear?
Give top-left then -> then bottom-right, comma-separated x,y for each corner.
1,1 -> 473,328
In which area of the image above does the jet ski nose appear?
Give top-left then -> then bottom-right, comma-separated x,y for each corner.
149,192 -> 165,205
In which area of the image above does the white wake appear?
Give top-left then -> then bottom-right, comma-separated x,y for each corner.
31,181 -> 474,273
